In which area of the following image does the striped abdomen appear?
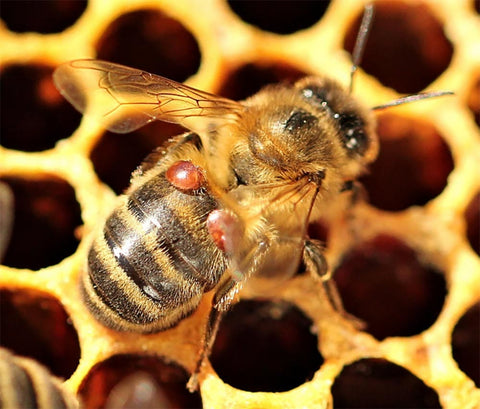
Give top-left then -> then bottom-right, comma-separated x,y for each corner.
82,162 -> 228,333
0,348 -> 79,409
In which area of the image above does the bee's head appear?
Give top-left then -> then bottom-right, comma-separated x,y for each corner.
295,76 -> 379,165
231,76 -> 378,186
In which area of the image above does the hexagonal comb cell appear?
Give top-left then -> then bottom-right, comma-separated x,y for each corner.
361,113 -> 454,211
227,0 -> 329,34
78,355 -> 202,409
343,0 -> 453,93
95,9 -> 201,82
210,299 -> 322,392
333,234 -> 446,340
1,0 -> 87,34
452,303 -> 480,387
331,358 -> 441,408
0,64 -> 81,152
0,176 -> 82,270
0,288 -> 80,379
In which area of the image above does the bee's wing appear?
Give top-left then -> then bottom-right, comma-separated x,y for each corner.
242,233 -> 305,295
224,182 -> 317,294
53,59 -> 243,134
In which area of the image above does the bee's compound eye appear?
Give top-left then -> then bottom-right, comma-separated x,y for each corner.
165,160 -> 205,191
338,113 -> 368,155
285,109 -> 317,132
206,209 -> 243,253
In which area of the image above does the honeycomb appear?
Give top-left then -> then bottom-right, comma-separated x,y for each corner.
1,0 -> 479,408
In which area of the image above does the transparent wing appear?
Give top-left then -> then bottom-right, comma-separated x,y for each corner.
222,180 -> 318,294
53,59 -> 243,134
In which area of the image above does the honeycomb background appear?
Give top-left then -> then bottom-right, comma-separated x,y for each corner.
0,0 -> 479,408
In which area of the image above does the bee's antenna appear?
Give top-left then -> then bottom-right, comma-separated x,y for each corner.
349,3 -> 375,94
372,90 -> 454,110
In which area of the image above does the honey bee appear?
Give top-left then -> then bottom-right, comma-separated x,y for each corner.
53,58 -> 377,388
0,348 -> 80,409
52,7 -> 451,391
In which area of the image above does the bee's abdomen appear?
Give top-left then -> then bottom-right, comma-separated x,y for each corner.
0,348 -> 79,409
82,171 -> 226,333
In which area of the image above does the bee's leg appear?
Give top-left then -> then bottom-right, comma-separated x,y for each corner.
341,180 -> 368,244
304,239 -> 364,328
341,180 -> 367,208
186,303 -> 222,392
0,181 -> 14,262
187,278 -> 239,392
303,239 -> 343,312
187,238 -> 270,391
187,224 -> 272,391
